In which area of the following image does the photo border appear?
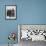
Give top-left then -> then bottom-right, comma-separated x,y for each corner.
5,5 -> 17,20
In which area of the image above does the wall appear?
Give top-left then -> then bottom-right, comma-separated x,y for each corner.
21,25 -> 46,30
0,0 -> 46,44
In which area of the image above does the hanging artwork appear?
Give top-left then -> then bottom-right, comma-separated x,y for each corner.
8,32 -> 16,45
5,5 -> 16,20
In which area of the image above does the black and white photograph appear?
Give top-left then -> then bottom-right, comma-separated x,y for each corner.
5,5 -> 16,20
18,25 -> 46,46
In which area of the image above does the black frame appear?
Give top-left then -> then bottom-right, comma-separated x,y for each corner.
5,5 -> 17,20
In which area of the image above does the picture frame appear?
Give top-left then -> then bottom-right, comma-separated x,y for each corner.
18,24 -> 46,42
5,5 -> 16,20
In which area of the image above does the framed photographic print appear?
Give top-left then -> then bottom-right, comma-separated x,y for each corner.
5,5 -> 16,20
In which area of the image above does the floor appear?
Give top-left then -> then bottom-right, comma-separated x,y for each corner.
0,44 -> 18,46
0,40 -> 46,46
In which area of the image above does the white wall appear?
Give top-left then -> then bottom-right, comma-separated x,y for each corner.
21,25 -> 46,30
